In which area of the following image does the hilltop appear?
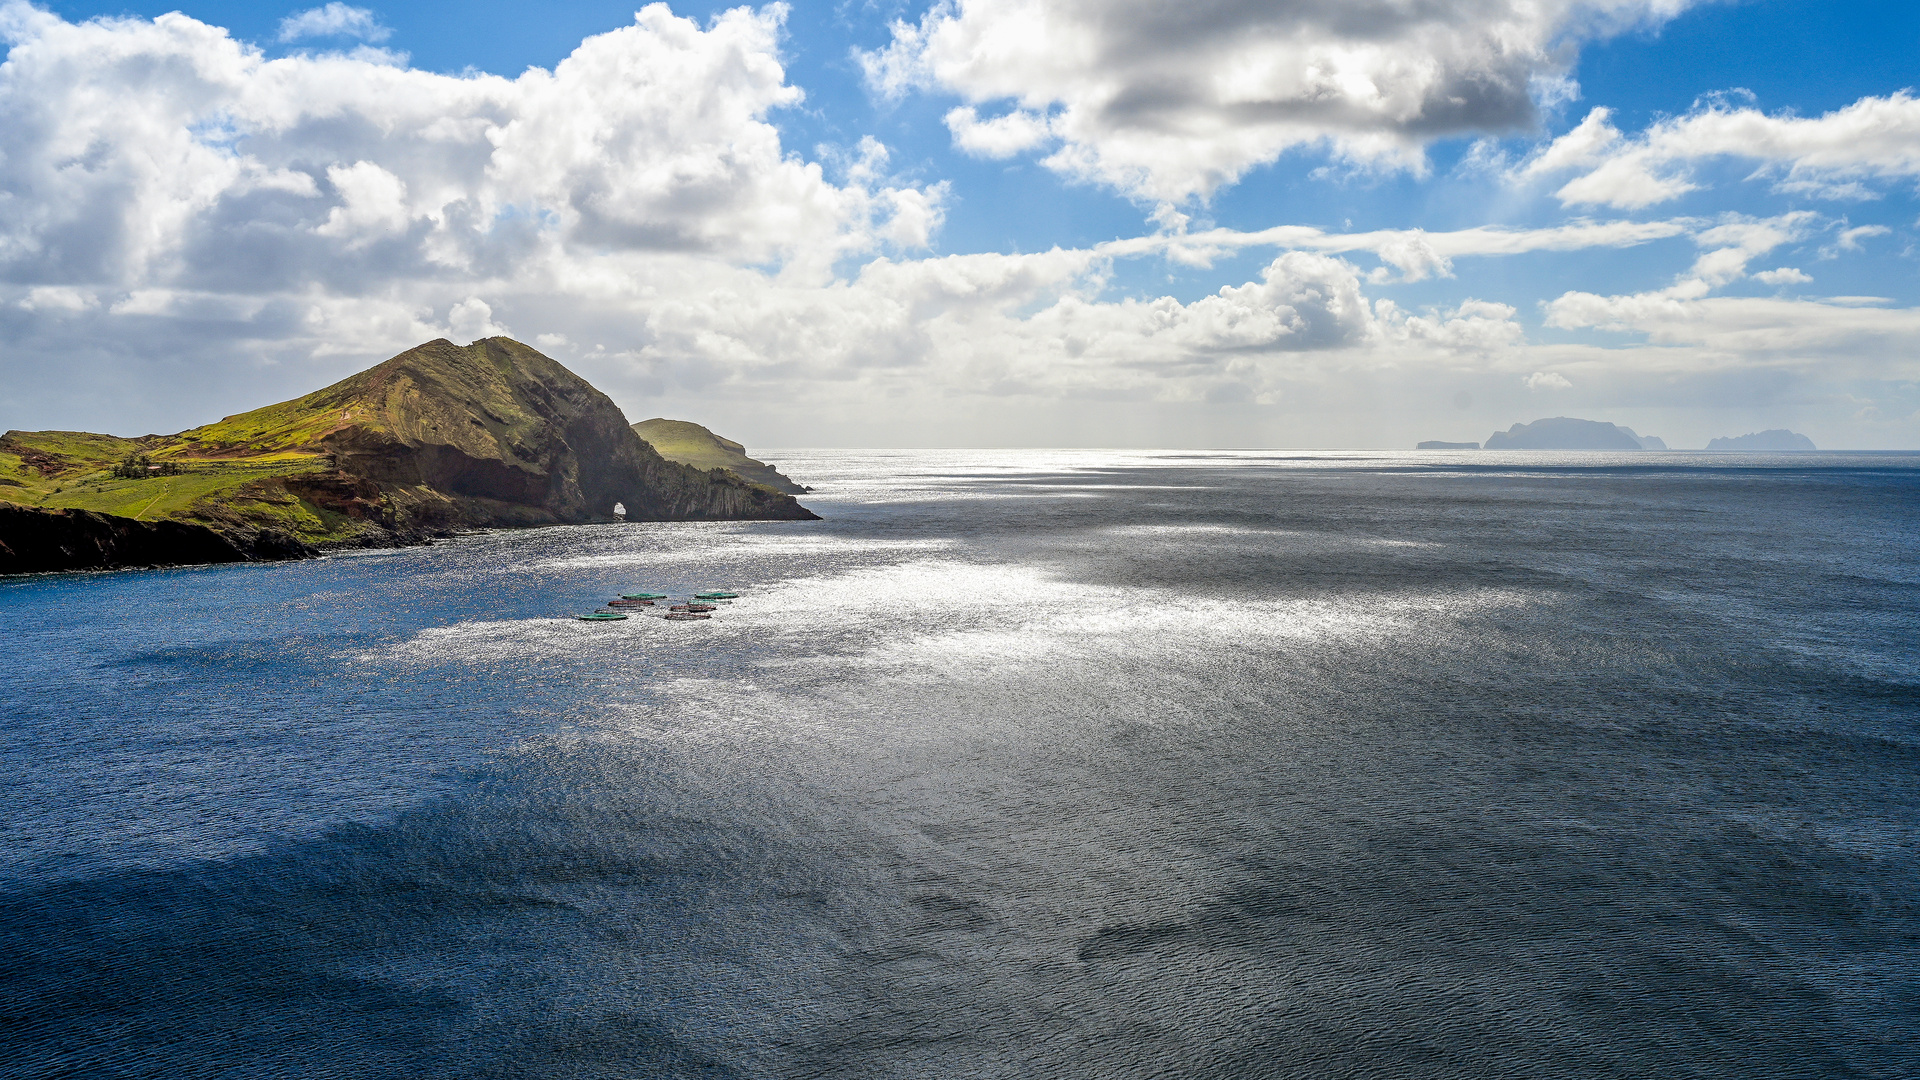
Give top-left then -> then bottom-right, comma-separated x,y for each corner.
0,337 -> 815,574
631,418 -> 809,495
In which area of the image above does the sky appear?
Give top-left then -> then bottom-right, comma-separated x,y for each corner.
1,0 -> 1917,449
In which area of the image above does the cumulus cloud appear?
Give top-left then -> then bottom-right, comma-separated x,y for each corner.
944,106 -> 1053,159
1752,267 -> 1810,286
0,1 -> 938,288
0,1 -> 1912,448
277,3 -> 390,44
1524,371 -> 1572,390
1522,93 -> 1920,208
860,0 -> 1697,202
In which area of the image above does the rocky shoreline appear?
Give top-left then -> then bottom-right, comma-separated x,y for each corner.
0,338 -> 818,576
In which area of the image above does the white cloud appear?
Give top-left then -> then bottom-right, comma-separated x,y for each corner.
315,160 -> 411,243
860,0 -> 1697,203
1524,371 -> 1572,390
1524,93 -> 1920,208
1827,224 -> 1890,254
1752,267 -> 1810,286
1544,289 -> 1920,376
0,2 -> 1913,449
0,3 -> 941,283
1681,211 -> 1817,289
278,3 -> 390,44
446,297 -> 508,342
944,106 -> 1053,159
1098,217 -> 1695,280
18,286 -> 98,313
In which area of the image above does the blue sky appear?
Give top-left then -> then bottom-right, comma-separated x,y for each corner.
4,0 -> 1918,447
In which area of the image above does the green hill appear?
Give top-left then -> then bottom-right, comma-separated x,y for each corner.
1,337 -> 816,574
632,418 -> 809,495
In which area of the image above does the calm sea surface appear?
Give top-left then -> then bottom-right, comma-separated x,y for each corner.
2,450 -> 1917,1078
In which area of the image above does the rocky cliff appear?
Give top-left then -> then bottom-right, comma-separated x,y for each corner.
0,337 -> 816,574
631,417 -> 810,495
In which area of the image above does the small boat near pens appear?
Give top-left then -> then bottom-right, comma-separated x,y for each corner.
607,599 -> 653,607
664,612 -> 710,621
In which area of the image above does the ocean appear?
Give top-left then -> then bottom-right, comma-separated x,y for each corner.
2,449 -> 1917,1078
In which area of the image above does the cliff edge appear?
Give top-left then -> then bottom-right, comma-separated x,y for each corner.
0,337 -> 816,574
631,418 -> 809,495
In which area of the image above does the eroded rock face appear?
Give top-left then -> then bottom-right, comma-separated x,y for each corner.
631,417 -> 810,495
315,338 -> 817,529
0,337 -> 816,574
0,505 -> 310,575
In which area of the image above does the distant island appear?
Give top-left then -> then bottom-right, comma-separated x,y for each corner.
0,337 -> 816,575
632,418 -> 809,495
1483,417 -> 1668,450
1706,429 -> 1817,451
1416,440 -> 1481,450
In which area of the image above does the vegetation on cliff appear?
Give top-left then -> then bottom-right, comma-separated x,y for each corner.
0,337 -> 816,573
631,418 -> 810,495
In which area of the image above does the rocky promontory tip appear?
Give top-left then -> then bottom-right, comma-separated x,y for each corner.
632,418 -> 810,495
0,337 -> 817,574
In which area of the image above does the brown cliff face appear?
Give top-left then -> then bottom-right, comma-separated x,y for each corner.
631,417 -> 811,495
305,337 -> 817,528
0,337 -> 816,574
0,504 -> 312,574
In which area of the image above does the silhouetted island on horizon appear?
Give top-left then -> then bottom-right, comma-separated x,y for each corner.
1706,429 -> 1817,451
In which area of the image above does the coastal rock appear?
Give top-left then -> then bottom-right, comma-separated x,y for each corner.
0,504 -> 311,575
1706,429 -> 1817,451
1485,417 -> 1662,450
0,337 -> 818,574
303,338 -> 817,526
632,418 -> 810,494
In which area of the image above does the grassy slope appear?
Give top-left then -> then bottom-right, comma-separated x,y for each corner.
0,357 -> 371,550
631,418 -> 803,493
631,419 -> 748,473
0,431 -> 339,537
4,338 -> 812,546
0,340 -> 522,538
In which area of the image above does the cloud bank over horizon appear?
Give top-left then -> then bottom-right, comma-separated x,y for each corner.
0,0 -> 1916,449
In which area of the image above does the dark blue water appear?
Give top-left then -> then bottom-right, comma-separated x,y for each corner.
3,450 -> 1917,1078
